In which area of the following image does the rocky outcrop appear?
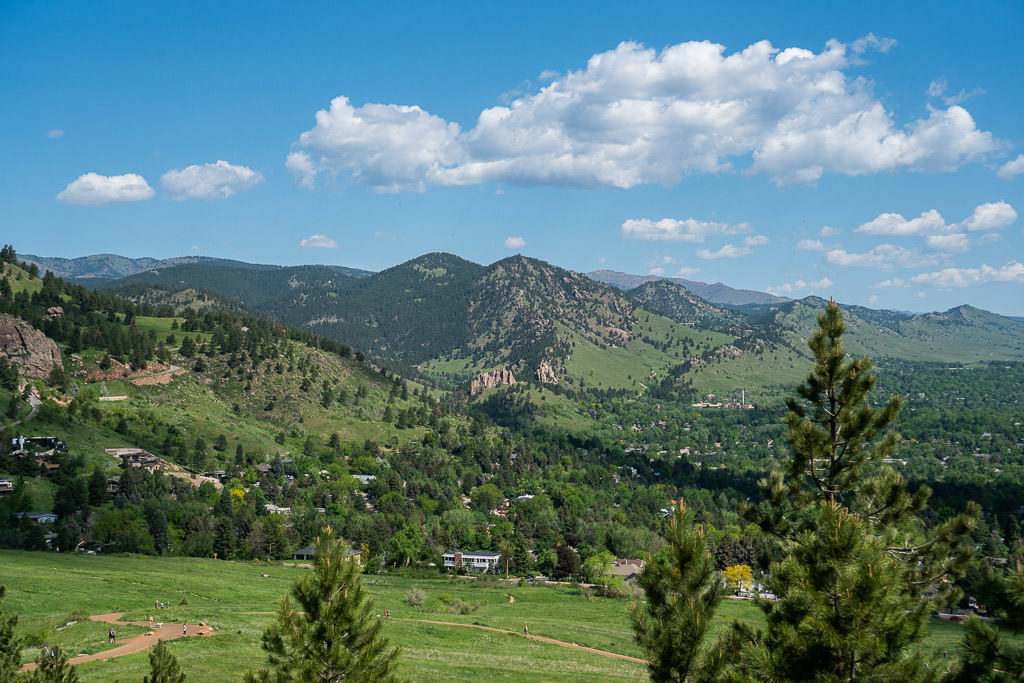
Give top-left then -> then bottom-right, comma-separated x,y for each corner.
0,315 -> 62,379
535,361 -> 558,384
470,368 -> 516,395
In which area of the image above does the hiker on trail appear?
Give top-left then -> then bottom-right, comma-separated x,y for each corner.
523,624 -> 529,635
182,624 -> 187,636
384,609 -> 390,618
149,615 -> 154,627
109,628 -> 115,643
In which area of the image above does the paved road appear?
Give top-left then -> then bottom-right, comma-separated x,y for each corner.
0,388 -> 41,432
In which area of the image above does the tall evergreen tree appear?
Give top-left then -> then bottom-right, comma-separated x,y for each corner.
143,639 -> 187,683
739,301 -> 978,680
952,560 -> 1024,681
24,645 -> 79,682
246,526 -> 400,682
632,501 -> 734,682
0,585 -> 23,682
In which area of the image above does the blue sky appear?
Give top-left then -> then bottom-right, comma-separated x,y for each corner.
2,1 -> 1023,314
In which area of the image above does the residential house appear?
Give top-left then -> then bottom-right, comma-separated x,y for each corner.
442,551 -> 502,572
293,545 -> 362,564
0,478 -> 13,496
609,558 -> 645,581
107,475 -> 121,495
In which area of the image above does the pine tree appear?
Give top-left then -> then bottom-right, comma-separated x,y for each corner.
632,501 -> 735,682
143,639 -> 187,683
0,585 -> 23,682
739,301 -> 978,680
952,560 -> 1024,681
24,645 -> 79,682
246,526 -> 400,682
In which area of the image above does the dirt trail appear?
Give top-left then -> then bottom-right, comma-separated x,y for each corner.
19,612 -> 214,672
401,618 -> 648,665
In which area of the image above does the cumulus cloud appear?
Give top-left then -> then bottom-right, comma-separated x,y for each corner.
997,154 -> 1024,180
959,201 -> 1017,231
766,276 -> 834,295
676,266 -> 699,276
504,236 -> 527,249
744,234 -> 769,247
796,238 -> 826,251
621,218 -> 749,242
299,234 -> 339,248
161,160 -> 263,201
855,209 -> 946,236
46,129 -> 64,139
926,233 -> 969,252
825,244 -> 935,269
848,201 -> 1016,254
57,172 -> 154,206
289,37 -> 998,192
911,262 -> 1024,289
697,243 -> 751,259
820,225 -> 840,236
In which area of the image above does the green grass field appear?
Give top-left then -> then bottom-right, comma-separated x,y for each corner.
1,550 -> 1002,681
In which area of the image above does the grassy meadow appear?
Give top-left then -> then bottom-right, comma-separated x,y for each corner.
1,550 -> 995,681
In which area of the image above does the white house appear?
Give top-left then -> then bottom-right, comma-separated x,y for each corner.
443,550 -> 502,572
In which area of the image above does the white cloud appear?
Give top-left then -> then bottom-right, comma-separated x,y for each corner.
504,236 -> 527,249
675,266 -> 699,276
697,243 -> 751,259
189,245 -> 200,252
161,160 -> 263,201
299,234 -> 340,249
744,234 -> 769,247
796,238 -> 826,251
911,262 -> 1024,289
289,37 -> 998,191
926,233 -> 969,252
766,276 -> 834,295
56,172 -> 154,206
926,79 -> 985,106
847,201 -> 1015,254
820,225 -> 840,236
622,218 -> 749,242
825,244 -> 935,269
46,128 -> 64,139
958,201 -> 1017,231
855,209 -> 946,236
874,277 -> 910,289
927,80 -> 947,98
997,154 -> 1024,180
649,267 -> 666,276
850,33 -> 897,55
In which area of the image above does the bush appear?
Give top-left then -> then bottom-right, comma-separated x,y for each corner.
405,588 -> 426,607
447,598 -> 477,615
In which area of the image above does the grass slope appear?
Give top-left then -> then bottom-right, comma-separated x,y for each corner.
1,551 -> 994,680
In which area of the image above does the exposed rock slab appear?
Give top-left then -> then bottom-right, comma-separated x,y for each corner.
0,314 -> 62,378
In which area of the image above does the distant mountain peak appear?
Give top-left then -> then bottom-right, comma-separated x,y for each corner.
587,269 -> 788,307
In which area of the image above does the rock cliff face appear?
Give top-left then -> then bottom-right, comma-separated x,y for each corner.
470,368 -> 516,395
0,315 -> 62,379
535,361 -> 558,384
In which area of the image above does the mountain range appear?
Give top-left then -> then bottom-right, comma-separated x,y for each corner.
24,251 -> 1024,397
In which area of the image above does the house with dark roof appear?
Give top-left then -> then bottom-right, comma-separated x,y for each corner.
292,545 -> 362,564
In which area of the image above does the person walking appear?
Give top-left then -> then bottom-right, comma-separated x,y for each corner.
182,624 -> 187,637
109,628 -> 115,643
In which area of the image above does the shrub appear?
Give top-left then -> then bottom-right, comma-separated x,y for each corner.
405,588 -> 426,608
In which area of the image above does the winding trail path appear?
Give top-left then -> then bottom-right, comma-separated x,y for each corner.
398,618 -> 648,665
19,612 -> 214,672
